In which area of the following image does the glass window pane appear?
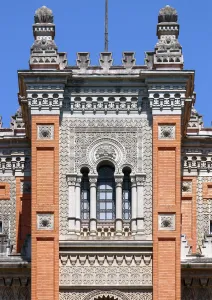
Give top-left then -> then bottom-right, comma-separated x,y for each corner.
124,191 -> 128,199
100,192 -> 105,200
126,203 -> 129,209
84,203 -> 88,209
107,202 -> 112,209
107,192 -> 112,200
107,212 -> 113,220
83,191 -> 87,199
100,202 -> 106,209
106,183 -> 112,189
99,184 -> 105,189
125,213 -> 129,219
100,213 -> 106,220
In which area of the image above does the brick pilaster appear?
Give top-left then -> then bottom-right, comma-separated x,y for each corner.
31,116 -> 59,300
153,116 -> 181,300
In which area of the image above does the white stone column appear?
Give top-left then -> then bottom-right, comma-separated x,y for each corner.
66,174 -> 77,235
130,176 -> 137,235
115,176 -> 123,236
75,175 -> 82,235
89,175 -> 98,236
136,174 -> 146,234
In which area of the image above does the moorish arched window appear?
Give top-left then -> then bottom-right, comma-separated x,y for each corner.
97,165 -> 116,220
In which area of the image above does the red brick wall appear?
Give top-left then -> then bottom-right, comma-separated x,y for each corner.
153,116 -> 181,300
31,116 -> 59,300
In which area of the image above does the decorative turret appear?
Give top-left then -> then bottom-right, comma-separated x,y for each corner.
153,5 -> 183,69
30,6 -> 67,70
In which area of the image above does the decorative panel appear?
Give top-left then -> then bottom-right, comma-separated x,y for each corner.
60,254 -> 152,287
158,214 -> 175,231
158,125 -> 175,140
37,125 -> 54,140
59,117 -> 152,237
37,213 -> 54,230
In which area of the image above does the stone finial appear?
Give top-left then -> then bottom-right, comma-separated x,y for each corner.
34,6 -> 54,24
158,5 -> 178,23
77,53 -> 90,69
99,52 -> 113,69
122,52 -> 136,69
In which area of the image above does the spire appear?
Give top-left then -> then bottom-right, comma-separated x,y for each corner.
104,0 -> 109,52
153,5 -> 183,69
29,6 -> 67,70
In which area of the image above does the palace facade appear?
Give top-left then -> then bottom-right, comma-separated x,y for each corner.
0,5 -> 211,300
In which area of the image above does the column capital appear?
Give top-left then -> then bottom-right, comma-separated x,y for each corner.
89,175 -> 98,187
130,175 -> 137,187
75,175 -> 82,188
136,173 -> 146,186
114,175 -> 123,187
66,173 -> 77,186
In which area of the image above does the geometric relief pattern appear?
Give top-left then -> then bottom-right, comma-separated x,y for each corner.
182,287 -> 212,300
197,176 -> 212,246
59,118 -> 152,237
37,125 -> 54,140
158,125 -> 175,140
59,254 -> 152,287
59,290 -> 152,300
0,177 -> 16,251
0,287 -> 30,300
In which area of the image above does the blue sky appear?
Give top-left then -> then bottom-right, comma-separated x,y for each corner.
0,0 -> 211,126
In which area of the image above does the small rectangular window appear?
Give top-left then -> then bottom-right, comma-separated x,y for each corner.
0,221 -> 2,233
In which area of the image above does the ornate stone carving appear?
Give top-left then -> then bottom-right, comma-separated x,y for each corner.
59,117 -> 152,238
59,254 -> 152,287
158,125 -> 175,139
37,214 -> 54,230
0,278 -> 30,300
196,176 -> 212,246
59,290 -> 153,300
0,149 -> 30,175
182,149 -> 212,175
37,125 -> 54,140
158,5 -> 178,23
159,214 -> 175,231
34,6 -> 54,23
0,177 -> 16,250
95,145 -> 116,161
87,138 -> 126,171
182,181 -> 192,193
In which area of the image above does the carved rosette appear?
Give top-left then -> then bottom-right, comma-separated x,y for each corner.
158,125 -> 175,140
158,214 -> 175,231
87,138 -> 126,171
37,213 -> 54,230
